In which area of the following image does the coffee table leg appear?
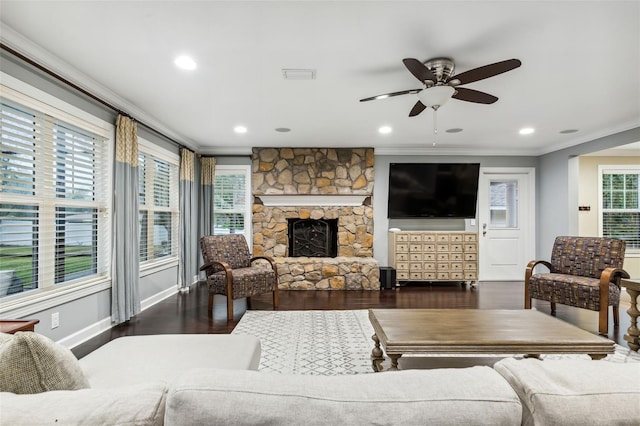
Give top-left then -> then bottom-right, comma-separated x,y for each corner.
624,288 -> 640,352
371,333 -> 384,372
389,354 -> 402,371
589,354 -> 607,360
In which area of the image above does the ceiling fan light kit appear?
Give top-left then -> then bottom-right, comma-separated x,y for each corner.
417,85 -> 455,108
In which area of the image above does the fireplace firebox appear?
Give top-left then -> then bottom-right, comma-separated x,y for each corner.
287,218 -> 338,257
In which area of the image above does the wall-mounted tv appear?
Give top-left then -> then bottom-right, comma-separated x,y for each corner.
388,163 -> 480,219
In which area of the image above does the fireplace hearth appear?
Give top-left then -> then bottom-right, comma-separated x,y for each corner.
287,218 -> 338,257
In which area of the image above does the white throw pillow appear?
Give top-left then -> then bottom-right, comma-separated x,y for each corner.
0,331 -> 90,394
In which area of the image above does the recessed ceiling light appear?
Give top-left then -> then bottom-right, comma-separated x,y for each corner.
446,128 -> 463,133
174,55 -> 197,70
378,126 -> 392,134
519,127 -> 535,135
234,126 -> 247,134
275,127 -> 291,132
560,129 -> 579,134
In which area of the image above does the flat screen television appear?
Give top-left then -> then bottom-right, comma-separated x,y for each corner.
387,163 -> 480,219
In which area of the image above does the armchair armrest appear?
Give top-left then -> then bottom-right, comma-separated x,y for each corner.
251,255 -> 278,272
600,267 -> 631,288
199,260 -> 232,275
524,260 -> 553,309
525,260 -> 552,283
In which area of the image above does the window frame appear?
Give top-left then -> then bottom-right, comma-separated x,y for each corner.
213,164 -> 252,248
598,164 -> 640,256
138,138 -> 180,271
0,74 -> 114,318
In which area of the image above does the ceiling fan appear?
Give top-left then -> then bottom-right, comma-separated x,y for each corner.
360,57 -> 522,117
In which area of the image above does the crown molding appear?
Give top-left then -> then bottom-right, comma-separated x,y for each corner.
536,121 -> 640,156
373,146 -> 541,156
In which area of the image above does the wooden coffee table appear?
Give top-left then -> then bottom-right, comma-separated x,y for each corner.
369,309 -> 615,372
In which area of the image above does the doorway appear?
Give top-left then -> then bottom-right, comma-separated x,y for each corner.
478,168 -> 536,281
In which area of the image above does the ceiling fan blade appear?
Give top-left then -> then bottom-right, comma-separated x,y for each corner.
359,89 -> 421,102
452,87 -> 498,104
409,101 -> 427,117
403,58 -> 437,83
451,59 -> 521,85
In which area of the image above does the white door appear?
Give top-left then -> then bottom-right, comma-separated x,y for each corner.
478,168 -> 535,281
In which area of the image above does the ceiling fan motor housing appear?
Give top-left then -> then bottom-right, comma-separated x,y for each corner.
423,58 -> 456,85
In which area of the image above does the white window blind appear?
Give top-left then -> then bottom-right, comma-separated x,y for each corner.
138,147 -> 178,264
0,97 -> 110,297
601,167 -> 640,249
213,168 -> 248,236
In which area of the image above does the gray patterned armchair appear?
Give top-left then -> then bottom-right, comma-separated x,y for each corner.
525,236 -> 629,335
200,234 -> 278,321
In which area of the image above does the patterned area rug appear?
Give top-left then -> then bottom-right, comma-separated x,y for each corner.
231,309 -> 640,375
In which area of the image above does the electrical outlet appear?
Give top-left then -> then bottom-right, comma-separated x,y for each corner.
51,312 -> 59,329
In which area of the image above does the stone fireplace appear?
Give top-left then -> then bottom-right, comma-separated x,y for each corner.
252,148 -> 379,290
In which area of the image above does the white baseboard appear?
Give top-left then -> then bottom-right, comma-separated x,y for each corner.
58,317 -> 112,349
61,286 -> 179,349
141,286 -> 178,311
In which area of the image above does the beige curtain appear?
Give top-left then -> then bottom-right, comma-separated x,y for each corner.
179,149 -> 197,290
200,157 -> 216,236
198,157 -> 216,274
112,115 -> 140,323
201,157 -> 216,186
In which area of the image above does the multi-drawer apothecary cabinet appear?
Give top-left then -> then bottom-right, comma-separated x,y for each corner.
388,230 -> 478,287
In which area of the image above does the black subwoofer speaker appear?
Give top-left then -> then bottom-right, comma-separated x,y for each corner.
379,267 -> 396,290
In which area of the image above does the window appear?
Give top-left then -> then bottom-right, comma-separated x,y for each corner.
600,166 -> 640,250
0,96 -> 110,298
213,165 -> 251,243
138,140 -> 179,264
489,180 -> 518,228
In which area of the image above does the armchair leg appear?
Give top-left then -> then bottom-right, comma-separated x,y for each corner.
273,288 -> 279,310
598,306 -> 608,335
550,302 -> 556,315
227,295 -> 234,322
208,294 -> 213,317
613,304 -> 619,326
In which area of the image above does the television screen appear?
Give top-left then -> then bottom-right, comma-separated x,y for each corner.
387,163 -> 480,218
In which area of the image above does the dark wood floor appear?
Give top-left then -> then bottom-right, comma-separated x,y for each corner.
72,281 -> 633,359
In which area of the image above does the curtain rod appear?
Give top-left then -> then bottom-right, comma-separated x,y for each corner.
1,42 -> 190,151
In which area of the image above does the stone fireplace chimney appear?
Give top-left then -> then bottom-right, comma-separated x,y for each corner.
251,148 -> 379,290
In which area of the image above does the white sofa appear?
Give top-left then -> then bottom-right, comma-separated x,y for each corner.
164,359 -> 640,426
0,333 -> 261,425
1,332 -> 639,425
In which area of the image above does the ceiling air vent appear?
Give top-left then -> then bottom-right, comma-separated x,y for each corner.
282,69 -> 316,80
